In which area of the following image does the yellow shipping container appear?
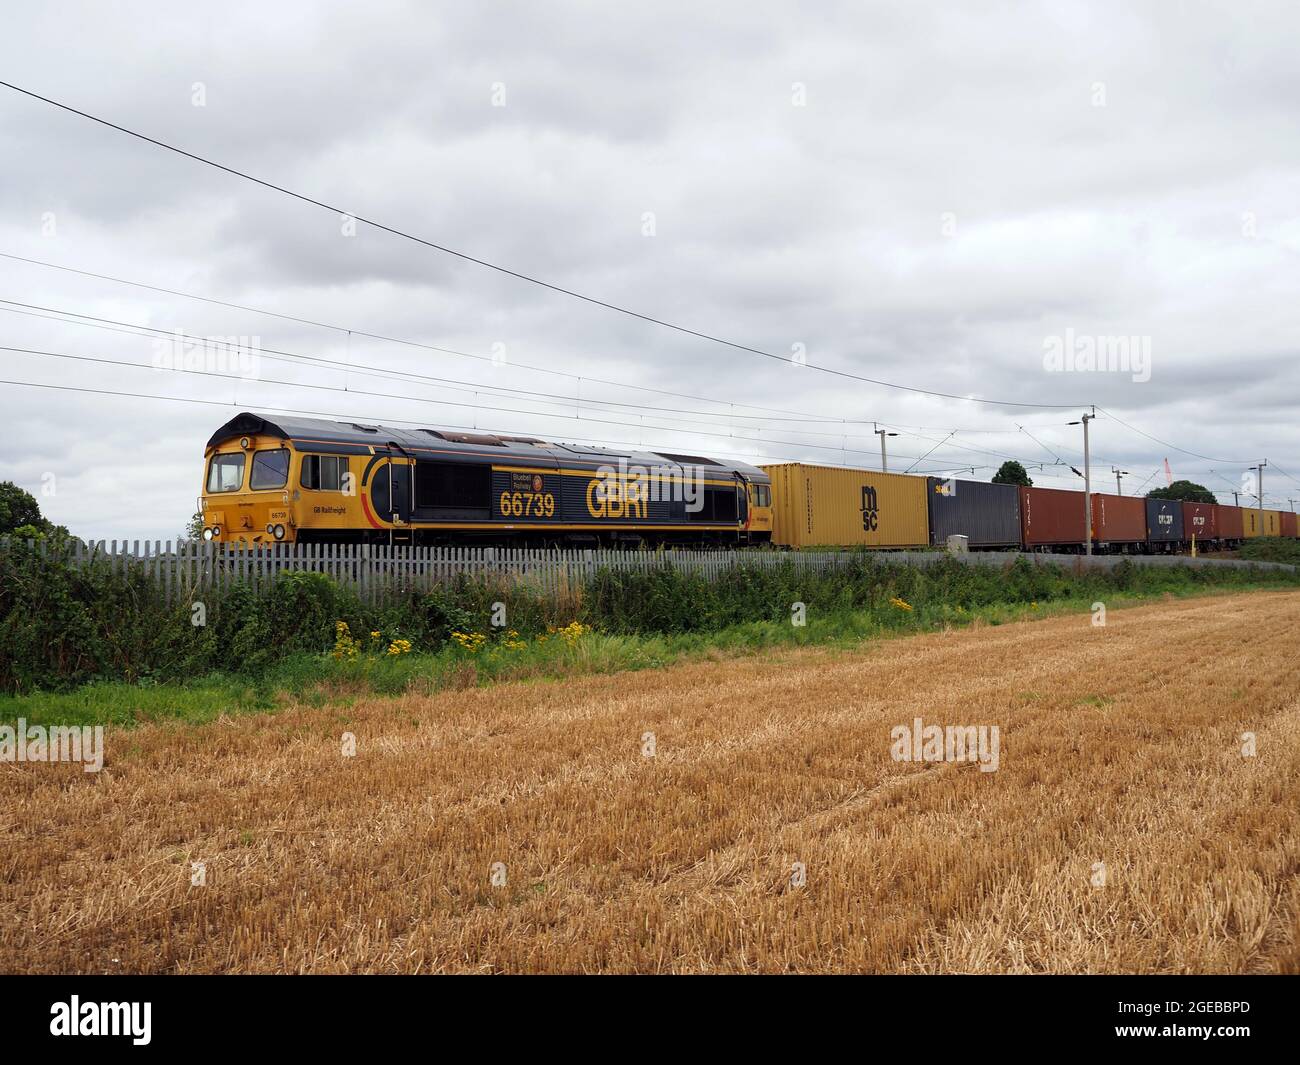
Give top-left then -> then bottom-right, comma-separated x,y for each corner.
762,463 -> 929,548
1261,508 -> 1281,537
1242,509 -> 1261,538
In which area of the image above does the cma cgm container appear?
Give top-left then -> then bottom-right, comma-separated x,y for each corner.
1242,508 -> 1261,538
1216,504 -> 1244,541
926,477 -> 1021,548
1282,511 -> 1298,538
1145,497 -> 1185,544
1090,492 -> 1145,546
1020,486 -> 1087,548
1182,501 -> 1218,543
1261,509 -> 1282,537
763,463 -> 928,548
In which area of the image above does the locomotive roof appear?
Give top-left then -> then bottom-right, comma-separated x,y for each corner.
207,411 -> 770,480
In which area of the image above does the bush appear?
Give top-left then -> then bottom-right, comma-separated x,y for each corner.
1,538 -> 1296,693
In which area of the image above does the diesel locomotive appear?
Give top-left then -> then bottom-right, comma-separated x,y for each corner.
199,412 -> 774,546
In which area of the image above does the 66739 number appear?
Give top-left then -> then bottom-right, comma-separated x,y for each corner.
499,491 -> 556,518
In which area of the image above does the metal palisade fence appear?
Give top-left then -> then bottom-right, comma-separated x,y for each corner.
2,538 -> 1294,607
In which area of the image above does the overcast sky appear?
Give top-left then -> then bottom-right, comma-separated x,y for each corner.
1,0 -> 1298,540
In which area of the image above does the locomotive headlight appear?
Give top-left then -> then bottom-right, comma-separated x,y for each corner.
210,525 -> 221,538
273,524 -> 286,540
202,527 -> 214,541
266,524 -> 275,535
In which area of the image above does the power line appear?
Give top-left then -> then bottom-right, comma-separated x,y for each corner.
0,250 -> 862,425
0,79 -> 1082,410
1092,406 -> 1255,464
0,373 -> 981,476
0,296 -> 1079,471
5,342 -> 989,465
0,297 -> 859,431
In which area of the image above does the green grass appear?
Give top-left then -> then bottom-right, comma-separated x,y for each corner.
1238,537 -> 1300,565
4,581 -> 1291,729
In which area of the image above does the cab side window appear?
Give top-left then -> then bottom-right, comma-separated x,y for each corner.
753,484 -> 771,507
301,454 -> 350,491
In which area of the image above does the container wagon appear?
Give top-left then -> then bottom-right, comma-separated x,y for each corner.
1020,486 -> 1088,549
926,477 -> 1021,549
1282,511 -> 1298,539
1090,492 -> 1145,551
1145,497 -> 1185,550
1242,508 -> 1262,538
763,463 -> 929,548
1261,509 -> 1283,537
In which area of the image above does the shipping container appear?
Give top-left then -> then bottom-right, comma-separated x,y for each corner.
1182,501 -> 1217,542
1261,509 -> 1282,537
1242,507 -> 1261,538
1282,511 -> 1298,538
926,477 -> 1021,548
1145,497 -> 1185,543
1216,504 -> 1244,540
763,463 -> 929,548
1020,486 -> 1087,547
1091,492 -> 1145,545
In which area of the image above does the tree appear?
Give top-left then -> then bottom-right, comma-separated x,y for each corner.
1147,480 -> 1215,504
0,481 -> 74,543
0,482 -> 44,535
181,511 -> 205,543
991,461 -> 1033,488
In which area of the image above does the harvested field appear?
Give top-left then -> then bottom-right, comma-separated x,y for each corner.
3,591 -> 1299,974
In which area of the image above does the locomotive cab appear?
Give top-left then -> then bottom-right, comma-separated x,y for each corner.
199,433 -> 297,545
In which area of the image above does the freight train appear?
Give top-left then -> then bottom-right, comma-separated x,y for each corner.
199,413 -> 1296,552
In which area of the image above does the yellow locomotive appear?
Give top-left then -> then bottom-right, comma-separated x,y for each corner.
200,412 -> 774,547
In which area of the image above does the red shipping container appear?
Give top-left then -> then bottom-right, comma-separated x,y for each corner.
1091,492 -> 1145,543
1020,486 -> 1088,546
1183,502 -> 1217,541
1215,504 -> 1244,539
1282,511 -> 1298,538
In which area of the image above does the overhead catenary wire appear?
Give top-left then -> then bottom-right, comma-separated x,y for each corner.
0,86 -> 1287,474
0,79 -> 1082,410
0,250 -> 873,426
0,296 -> 1081,470
0,374 -> 984,476
3,341 -> 999,466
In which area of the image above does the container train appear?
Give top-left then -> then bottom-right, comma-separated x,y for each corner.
200,412 -> 1295,552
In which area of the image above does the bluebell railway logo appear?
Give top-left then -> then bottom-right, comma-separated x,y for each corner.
860,485 -> 879,531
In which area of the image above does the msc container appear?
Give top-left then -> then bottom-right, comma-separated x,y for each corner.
1282,511 -> 1298,538
1241,508 -> 1261,538
1216,504 -> 1244,540
1091,492 -> 1145,544
1182,502 -> 1217,542
1020,486 -> 1087,547
1261,509 -> 1282,537
926,477 -> 1021,548
763,463 -> 929,548
1145,497 -> 1185,542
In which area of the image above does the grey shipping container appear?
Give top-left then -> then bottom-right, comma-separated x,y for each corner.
927,477 -> 1022,548
1145,497 -> 1185,542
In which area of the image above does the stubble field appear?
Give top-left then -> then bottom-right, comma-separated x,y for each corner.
3,590 -> 1299,973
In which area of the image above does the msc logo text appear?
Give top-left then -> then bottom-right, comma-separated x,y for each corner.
860,485 -> 879,531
